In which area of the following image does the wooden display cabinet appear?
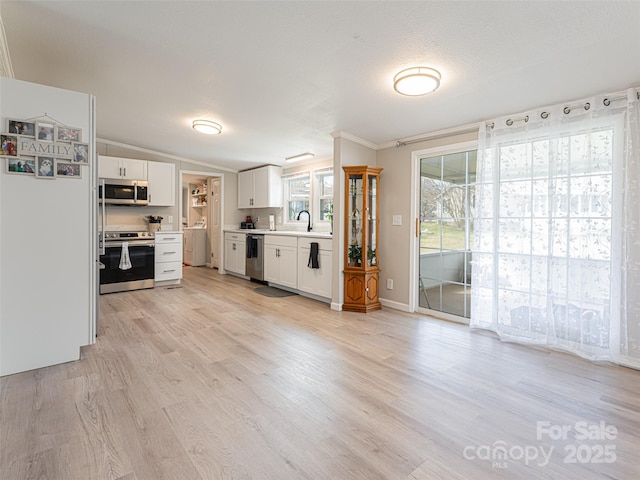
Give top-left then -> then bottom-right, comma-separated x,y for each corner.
342,166 -> 383,312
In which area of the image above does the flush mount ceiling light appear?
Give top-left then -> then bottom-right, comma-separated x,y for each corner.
192,119 -> 222,135
393,66 -> 441,96
285,152 -> 315,163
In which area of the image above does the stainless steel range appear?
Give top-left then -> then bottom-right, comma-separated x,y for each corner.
99,230 -> 155,294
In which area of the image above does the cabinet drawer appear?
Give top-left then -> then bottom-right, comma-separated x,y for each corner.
298,237 -> 332,251
225,232 -> 246,241
265,235 -> 297,248
156,243 -> 182,263
155,261 -> 183,281
155,233 -> 182,244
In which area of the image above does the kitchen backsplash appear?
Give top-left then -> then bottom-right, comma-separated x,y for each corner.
102,205 -> 174,231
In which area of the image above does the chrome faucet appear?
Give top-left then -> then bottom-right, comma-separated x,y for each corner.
296,210 -> 312,232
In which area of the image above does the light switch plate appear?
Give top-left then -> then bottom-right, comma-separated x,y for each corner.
392,215 -> 402,226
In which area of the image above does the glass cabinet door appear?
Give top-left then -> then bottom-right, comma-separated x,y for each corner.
347,173 -> 363,267
367,174 -> 377,267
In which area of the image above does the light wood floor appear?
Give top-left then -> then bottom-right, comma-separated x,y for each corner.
1,267 -> 639,479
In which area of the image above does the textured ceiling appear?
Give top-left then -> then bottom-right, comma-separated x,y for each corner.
2,1 -> 640,171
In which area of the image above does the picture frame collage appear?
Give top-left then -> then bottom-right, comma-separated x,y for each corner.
2,118 -> 89,179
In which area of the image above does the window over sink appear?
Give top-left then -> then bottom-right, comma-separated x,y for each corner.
283,167 -> 333,227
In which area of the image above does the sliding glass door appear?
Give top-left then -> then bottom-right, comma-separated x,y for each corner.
418,150 -> 476,318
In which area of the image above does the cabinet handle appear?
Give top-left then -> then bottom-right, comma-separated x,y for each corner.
164,269 -> 176,273
164,251 -> 176,255
164,237 -> 176,241
233,243 -> 236,251
124,167 -> 126,177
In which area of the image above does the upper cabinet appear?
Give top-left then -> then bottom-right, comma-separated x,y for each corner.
238,165 -> 282,208
98,155 -> 175,206
147,161 -> 175,206
98,155 -> 147,180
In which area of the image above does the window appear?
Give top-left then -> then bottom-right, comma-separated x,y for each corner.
314,168 -> 333,224
283,173 -> 310,222
283,168 -> 333,226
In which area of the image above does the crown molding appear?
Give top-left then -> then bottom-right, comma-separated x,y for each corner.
332,123 -> 482,153
0,14 -> 14,78
96,137 -> 237,173
330,131 -> 378,150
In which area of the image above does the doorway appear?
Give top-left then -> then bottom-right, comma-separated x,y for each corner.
417,149 -> 476,320
180,171 -> 223,269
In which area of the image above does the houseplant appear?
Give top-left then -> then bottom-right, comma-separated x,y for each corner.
348,244 -> 362,266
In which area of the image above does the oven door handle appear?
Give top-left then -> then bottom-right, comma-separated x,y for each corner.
100,179 -> 106,256
105,241 -> 155,248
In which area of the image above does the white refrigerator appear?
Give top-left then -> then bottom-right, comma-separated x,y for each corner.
0,77 -> 97,376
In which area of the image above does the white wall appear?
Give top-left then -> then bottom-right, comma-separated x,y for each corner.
331,134 -> 377,309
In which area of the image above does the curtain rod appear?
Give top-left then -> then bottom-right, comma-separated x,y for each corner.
487,89 -> 640,129
394,125 -> 480,147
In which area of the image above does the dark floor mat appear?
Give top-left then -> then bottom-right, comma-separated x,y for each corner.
254,286 -> 298,297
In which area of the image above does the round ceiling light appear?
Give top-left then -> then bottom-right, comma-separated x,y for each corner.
393,67 -> 441,96
192,119 -> 222,135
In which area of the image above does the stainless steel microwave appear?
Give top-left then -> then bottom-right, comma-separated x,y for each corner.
99,179 -> 149,206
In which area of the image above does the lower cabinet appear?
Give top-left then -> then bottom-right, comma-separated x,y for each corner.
343,271 -> 380,312
264,235 -> 297,288
155,232 -> 183,285
298,237 -> 332,299
224,232 -> 246,275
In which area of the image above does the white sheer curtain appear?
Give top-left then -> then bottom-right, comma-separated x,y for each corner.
471,88 -> 640,367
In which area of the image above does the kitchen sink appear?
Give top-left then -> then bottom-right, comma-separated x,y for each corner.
239,229 -> 331,237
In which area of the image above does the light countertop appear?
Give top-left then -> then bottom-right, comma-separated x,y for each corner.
224,229 -> 332,239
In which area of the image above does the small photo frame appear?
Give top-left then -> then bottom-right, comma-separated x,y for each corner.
56,160 -> 82,178
35,156 -> 55,178
56,126 -> 82,143
6,157 -> 36,175
71,142 -> 89,164
7,119 -> 35,137
1,134 -> 18,156
35,121 -> 55,142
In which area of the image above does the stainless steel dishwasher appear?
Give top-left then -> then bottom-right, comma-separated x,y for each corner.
245,233 -> 264,281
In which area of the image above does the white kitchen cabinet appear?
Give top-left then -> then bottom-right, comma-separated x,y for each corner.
237,165 -> 282,208
264,235 -> 297,288
237,171 -> 254,209
224,232 -> 246,275
184,228 -> 207,266
298,237 -> 332,299
155,232 -> 183,285
147,161 -> 175,206
98,155 -> 147,180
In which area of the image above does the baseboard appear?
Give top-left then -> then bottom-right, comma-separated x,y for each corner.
330,302 -> 342,311
379,298 -> 411,312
